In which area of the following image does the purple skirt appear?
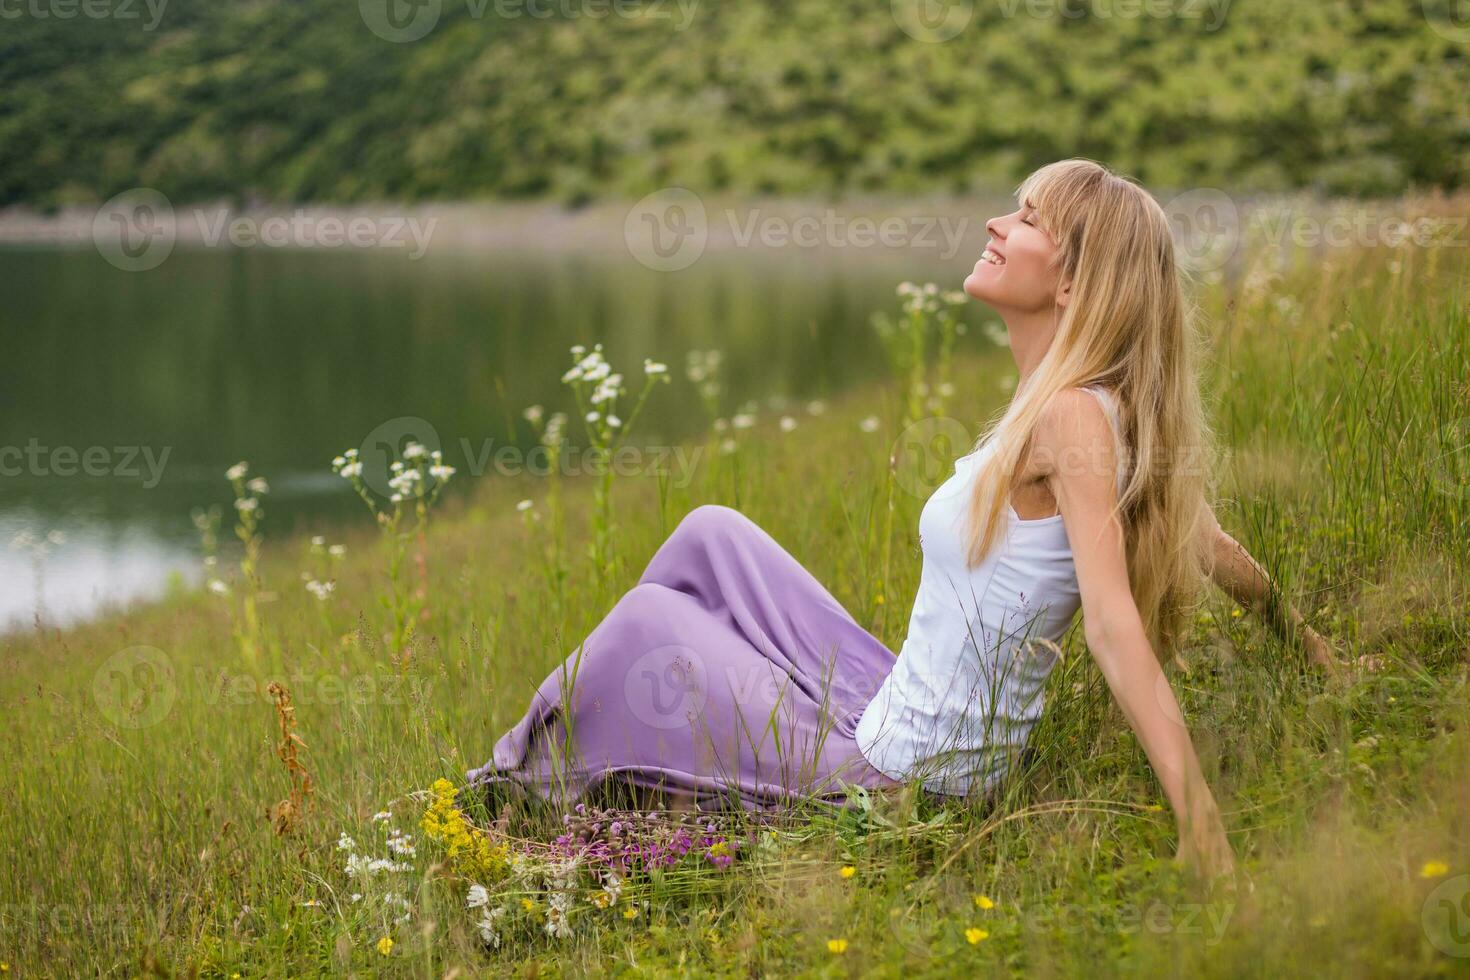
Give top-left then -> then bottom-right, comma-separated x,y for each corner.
467,505 -> 903,811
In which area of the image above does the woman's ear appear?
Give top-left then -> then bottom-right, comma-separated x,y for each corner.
1056,279 -> 1073,309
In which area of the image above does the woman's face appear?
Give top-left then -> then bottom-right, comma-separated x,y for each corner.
963,200 -> 1066,315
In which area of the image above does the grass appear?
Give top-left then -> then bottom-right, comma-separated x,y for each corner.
3,225 -> 1469,978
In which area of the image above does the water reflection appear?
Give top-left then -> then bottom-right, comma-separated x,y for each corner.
1,240 -> 993,630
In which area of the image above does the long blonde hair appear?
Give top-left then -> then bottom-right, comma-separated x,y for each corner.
965,159 -> 1218,666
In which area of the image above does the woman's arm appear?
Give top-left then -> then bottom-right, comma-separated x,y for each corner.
1196,502 -> 1338,671
1036,390 -> 1234,879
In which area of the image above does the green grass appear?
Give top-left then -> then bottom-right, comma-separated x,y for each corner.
3,228 -> 1469,978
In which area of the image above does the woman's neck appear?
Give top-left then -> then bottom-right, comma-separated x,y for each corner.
1003,307 -> 1060,391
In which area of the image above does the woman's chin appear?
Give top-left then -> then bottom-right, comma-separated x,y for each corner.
962,274 -> 992,302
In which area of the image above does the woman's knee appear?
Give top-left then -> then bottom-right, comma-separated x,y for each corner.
671,504 -> 750,547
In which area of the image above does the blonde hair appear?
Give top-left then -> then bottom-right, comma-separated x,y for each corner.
965,159 -> 1218,666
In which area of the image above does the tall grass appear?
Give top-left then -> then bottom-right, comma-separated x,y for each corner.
2,221 -> 1468,977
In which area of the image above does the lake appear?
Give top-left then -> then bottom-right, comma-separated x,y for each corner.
0,209 -> 1007,630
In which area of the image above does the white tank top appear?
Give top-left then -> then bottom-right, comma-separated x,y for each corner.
854,386 -> 1127,795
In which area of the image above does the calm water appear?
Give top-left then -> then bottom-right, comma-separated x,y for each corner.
1,240 -> 998,630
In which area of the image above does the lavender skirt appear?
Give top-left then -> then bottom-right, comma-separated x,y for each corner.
467,505 -> 903,811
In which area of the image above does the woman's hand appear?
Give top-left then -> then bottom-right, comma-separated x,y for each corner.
1173,799 -> 1236,882
1300,626 -> 1339,673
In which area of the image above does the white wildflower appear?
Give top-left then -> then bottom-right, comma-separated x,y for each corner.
328,544 -> 346,558
305,579 -> 335,601
731,413 -> 756,430
643,359 -> 668,375
337,833 -> 356,852
402,442 -> 428,460
806,400 -> 827,416
466,884 -> 490,909
246,477 -> 269,495
226,461 -> 249,481
606,415 -> 622,428
234,497 -> 258,513
523,404 -> 545,424
207,579 -> 230,596
779,416 -> 797,433
859,416 -> 881,433
372,811 -> 392,822
429,464 -> 455,481
516,499 -> 534,512
338,461 -> 363,479
585,411 -> 600,423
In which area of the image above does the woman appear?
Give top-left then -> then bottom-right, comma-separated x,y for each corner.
468,159 -> 1336,878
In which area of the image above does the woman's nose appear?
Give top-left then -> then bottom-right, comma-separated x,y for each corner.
985,215 -> 1004,241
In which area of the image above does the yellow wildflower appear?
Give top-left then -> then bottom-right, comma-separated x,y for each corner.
376,936 -> 394,956
840,865 -> 856,879
973,895 -> 994,910
521,897 -> 538,913
624,906 -> 640,920
874,595 -> 885,606
827,938 -> 848,954
1421,860 -> 1450,878
966,927 -> 990,944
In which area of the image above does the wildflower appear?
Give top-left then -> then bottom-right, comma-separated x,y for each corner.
524,404 -> 545,423
429,464 -> 456,481
311,535 -> 326,547
521,897 -> 538,913
1421,860 -> 1450,878
623,906 -> 639,920
466,884 -> 490,909
586,411 -> 600,423
827,938 -> 848,954
839,865 -> 856,879
706,841 -> 734,869
376,936 -> 394,956
644,359 -> 668,376
402,442 -> 428,460
517,499 -> 534,512
246,477 -> 269,495
974,894 -> 995,910
226,461 -> 249,481
966,927 -> 990,944
606,415 -> 622,428
300,899 -> 322,908
779,416 -> 798,433
338,461 -> 363,479
332,455 -> 346,468
372,810 -> 392,822
234,497 -> 258,512
719,438 -> 737,455
350,893 -> 363,903
336,832 -> 356,851
859,416 -> 880,433
732,413 -> 756,430
807,400 -> 827,416
207,579 -> 230,596
477,907 -> 506,948
305,579 -> 334,600
328,544 -> 346,558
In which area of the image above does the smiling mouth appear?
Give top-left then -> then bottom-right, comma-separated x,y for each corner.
980,247 -> 1006,266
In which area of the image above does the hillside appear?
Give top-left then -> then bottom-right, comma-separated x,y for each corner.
2,0 -> 1468,207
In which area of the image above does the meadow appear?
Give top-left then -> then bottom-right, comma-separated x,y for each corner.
3,209 -> 1470,978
